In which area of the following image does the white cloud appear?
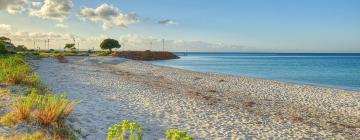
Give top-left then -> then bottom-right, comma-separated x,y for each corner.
30,0 -> 73,22
79,3 -> 139,29
55,23 -> 68,28
0,24 -> 12,31
0,0 -> 27,14
158,19 -> 177,25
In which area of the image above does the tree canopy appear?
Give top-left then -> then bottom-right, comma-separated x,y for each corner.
16,45 -> 27,52
0,36 -> 11,43
0,42 -> 8,54
64,43 -> 76,51
100,39 -> 121,52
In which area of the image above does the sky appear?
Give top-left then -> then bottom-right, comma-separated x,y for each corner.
0,0 -> 359,52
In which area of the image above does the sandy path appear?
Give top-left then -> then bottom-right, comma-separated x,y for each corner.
32,57 -> 360,140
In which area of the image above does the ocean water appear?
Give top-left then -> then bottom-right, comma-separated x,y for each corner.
148,53 -> 360,91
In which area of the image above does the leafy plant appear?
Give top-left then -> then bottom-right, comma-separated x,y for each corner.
107,120 -> 143,140
163,130 -> 193,140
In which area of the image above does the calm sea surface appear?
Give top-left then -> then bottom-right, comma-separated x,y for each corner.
148,53 -> 360,91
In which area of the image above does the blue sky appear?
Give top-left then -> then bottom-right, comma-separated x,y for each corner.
0,0 -> 359,52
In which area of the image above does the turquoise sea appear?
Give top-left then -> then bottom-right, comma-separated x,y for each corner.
148,53 -> 360,91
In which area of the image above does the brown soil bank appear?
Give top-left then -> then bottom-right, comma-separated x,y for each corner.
112,51 -> 179,61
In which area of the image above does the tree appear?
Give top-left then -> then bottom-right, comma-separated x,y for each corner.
100,39 -> 121,53
0,36 -> 11,43
0,42 -> 8,54
64,43 -> 75,52
16,45 -> 27,52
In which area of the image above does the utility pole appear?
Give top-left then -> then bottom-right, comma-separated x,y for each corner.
162,39 -> 165,52
44,40 -> 46,51
150,41 -> 152,51
47,39 -> 50,50
73,37 -> 76,50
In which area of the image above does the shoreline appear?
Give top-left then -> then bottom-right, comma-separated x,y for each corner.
32,57 -> 360,139
152,63 -> 360,92
147,58 -> 360,92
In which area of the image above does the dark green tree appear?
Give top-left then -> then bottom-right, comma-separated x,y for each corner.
0,36 -> 11,43
16,45 -> 27,52
100,39 -> 121,53
64,43 -> 76,52
0,42 -> 8,54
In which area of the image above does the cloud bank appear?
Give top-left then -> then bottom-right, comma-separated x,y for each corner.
30,0 -> 73,22
0,24 -> 12,31
0,0 -> 27,14
79,3 -> 139,29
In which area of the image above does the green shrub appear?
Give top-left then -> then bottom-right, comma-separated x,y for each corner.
163,130 -> 193,140
96,51 -> 112,56
107,121 -> 193,140
107,120 -> 143,140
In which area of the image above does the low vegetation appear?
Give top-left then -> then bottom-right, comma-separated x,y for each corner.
0,131 -> 51,140
0,90 -> 77,126
107,120 -> 193,140
34,93 -> 77,125
0,53 -> 78,139
163,130 -> 193,140
107,120 -> 143,140
0,55 -> 32,85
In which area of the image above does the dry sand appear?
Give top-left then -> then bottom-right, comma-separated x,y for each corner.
31,57 -> 360,140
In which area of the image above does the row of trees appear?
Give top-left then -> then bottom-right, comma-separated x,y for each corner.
0,36 -> 121,54
0,36 -> 28,54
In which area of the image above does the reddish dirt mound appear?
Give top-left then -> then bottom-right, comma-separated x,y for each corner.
112,51 -> 179,61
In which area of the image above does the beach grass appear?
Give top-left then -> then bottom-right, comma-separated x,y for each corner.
0,131 -> 51,140
34,93 -> 77,125
0,55 -> 33,85
0,91 -> 77,126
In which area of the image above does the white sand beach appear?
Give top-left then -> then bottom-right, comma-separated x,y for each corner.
31,57 -> 360,139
